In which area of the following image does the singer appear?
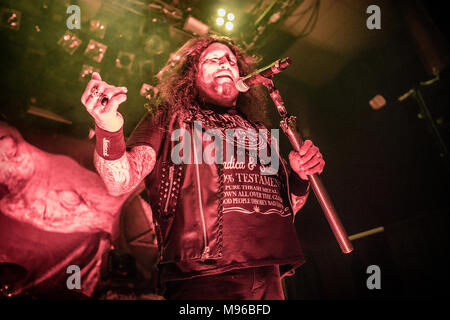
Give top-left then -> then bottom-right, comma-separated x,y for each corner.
81,35 -> 325,300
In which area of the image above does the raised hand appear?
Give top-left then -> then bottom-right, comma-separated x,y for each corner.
81,72 -> 128,132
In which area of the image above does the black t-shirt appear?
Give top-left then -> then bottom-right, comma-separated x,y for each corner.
127,105 -> 305,281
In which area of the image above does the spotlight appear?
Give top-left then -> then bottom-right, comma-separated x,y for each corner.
139,60 -> 155,77
84,39 -> 107,63
183,16 -> 209,35
216,17 -> 224,26
0,8 -> 21,31
225,21 -> 233,31
215,8 -> 236,33
79,64 -> 100,81
57,31 -> 82,55
140,83 -> 158,100
144,34 -> 167,55
115,51 -> 135,70
89,20 -> 106,39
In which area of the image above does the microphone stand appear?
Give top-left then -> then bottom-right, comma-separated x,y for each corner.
398,72 -> 450,167
259,76 -> 354,254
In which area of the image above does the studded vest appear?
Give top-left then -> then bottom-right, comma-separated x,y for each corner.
126,105 -> 310,282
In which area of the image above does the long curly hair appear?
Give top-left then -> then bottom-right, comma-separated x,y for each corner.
151,35 -> 271,127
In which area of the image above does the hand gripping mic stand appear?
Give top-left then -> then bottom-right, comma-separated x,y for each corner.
257,74 -> 354,254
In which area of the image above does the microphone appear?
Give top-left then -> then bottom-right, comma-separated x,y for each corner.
235,57 -> 291,92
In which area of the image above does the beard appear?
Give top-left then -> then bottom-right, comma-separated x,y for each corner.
196,76 -> 238,107
212,75 -> 239,97
216,81 -> 235,97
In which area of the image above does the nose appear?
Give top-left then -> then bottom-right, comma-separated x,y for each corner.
218,56 -> 230,68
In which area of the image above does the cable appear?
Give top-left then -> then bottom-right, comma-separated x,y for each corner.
295,0 -> 320,38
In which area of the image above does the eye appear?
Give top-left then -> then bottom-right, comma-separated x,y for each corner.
205,58 -> 220,64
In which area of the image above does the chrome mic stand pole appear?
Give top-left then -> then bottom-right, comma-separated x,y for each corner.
262,78 -> 354,254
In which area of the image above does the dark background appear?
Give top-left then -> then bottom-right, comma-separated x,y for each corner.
278,1 -> 450,299
280,31 -> 450,299
1,0 -> 449,299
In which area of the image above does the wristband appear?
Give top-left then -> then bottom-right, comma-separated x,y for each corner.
95,124 -> 126,160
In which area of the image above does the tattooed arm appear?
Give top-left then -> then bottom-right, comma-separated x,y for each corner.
80,71 -> 157,195
94,145 -> 156,196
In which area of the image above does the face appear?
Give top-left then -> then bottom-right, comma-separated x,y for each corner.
196,42 -> 240,107
0,121 -> 128,233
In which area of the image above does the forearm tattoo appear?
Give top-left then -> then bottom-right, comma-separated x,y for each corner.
94,145 -> 156,196
291,193 -> 309,216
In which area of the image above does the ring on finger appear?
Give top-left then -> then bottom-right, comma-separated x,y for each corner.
90,87 -> 101,99
101,96 -> 109,106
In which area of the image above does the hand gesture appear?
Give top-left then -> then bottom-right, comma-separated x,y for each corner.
81,72 -> 128,132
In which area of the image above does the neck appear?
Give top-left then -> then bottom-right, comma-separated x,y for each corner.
197,98 -> 238,114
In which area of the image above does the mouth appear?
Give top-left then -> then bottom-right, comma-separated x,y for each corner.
214,73 -> 234,81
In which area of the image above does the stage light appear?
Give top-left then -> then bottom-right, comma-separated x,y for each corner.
140,83 -> 158,100
0,8 -> 21,31
139,60 -> 155,77
215,8 -> 236,33
216,17 -> 224,26
115,51 -> 135,70
144,34 -> 167,55
57,31 -> 82,55
84,39 -> 107,63
183,16 -> 209,35
79,64 -> 100,82
89,20 -> 106,39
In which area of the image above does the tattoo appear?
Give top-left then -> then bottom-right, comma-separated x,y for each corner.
291,193 -> 309,216
94,145 -> 156,196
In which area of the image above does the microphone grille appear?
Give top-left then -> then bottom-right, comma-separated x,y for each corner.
235,79 -> 249,92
